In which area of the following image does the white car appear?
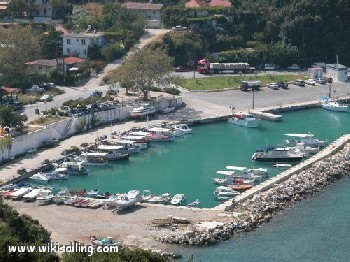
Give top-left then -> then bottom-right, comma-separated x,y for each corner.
305,79 -> 316,85
287,64 -> 301,70
268,83 -> 279,90
39,94 -> 53,102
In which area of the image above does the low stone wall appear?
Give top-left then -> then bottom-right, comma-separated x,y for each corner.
156,135 -> 350,246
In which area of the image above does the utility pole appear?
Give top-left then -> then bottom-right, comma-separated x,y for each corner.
328,82 -> 331,98
252,89 -> 255,109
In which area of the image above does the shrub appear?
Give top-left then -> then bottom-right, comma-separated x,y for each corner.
163,87 -> 180,95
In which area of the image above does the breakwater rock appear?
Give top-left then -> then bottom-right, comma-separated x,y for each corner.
156,144 -> 350,246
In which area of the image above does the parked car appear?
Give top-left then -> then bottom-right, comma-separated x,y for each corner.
277,82 -> 288,89
287,64 -> 301,70
91,90 -> 102,97
263,64 -> 277,70
294,79 -> 305,87
315,78 -> 326,84
172,25 -> 187,31
39,94 -> 53,102
305,79 -> 316,85
268,83 -> 279,90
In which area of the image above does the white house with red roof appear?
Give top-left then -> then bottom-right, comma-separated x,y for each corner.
122,2 -> 163,28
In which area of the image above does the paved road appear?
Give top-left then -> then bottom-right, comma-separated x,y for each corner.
180,81 -> 350,112
23,29 -> 171,123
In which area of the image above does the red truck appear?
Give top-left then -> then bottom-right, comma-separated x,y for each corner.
197,59 -> 256,74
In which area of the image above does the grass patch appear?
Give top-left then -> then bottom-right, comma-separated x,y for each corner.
29,115 -> 62,126
181,74 -> 306,91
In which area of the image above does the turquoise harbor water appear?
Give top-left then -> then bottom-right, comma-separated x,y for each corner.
45,108 -> 350,208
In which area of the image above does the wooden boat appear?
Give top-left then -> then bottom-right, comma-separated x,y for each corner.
230,184 -> 253,191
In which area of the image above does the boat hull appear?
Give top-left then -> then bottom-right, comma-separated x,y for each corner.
228,118 -> 261,128
253,156 -> 303,162
321,103 -> 348,112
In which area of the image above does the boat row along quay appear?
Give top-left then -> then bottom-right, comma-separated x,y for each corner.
156,135 -> 350,246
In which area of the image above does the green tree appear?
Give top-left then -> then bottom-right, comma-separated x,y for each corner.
0,26 -> 41,87
107,48 -> 174,100
0,106 -> 24,127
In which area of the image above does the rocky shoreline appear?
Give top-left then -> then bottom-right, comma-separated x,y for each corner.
156,143 -> 350,246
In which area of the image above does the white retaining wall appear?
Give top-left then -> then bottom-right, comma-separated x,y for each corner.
0,97 -> 182,163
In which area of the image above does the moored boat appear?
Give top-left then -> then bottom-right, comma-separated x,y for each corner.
113,190 -> 142,210
147,127 -> 175,141
252,146 -> 305,162
170,194 -> 186,205
130,103 -> 156,117
228,112 -> 261,128
214,186 -> 240,198
321,99 -> 348,112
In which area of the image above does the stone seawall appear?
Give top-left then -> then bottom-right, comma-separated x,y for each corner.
156,135 -> 350,246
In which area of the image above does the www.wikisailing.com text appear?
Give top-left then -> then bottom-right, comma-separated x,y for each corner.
8,242 -> 119,256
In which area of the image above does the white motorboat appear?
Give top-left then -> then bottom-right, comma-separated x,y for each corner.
321,100 -> 348,112
187,199 -> 200,207
30,172 -> 51,182
147,127 -> 175,141
228,112 -> 261,128
114,190 -> 142,210
226,165 -> 268,177
273,163 -> 293,169
10,187 -> 32,200
97,144 -> 136,159
170,194 -> 186,205
172,124 -> 192,134
252,146 -> 305,162
23,188 -> 42,202
147,193 -> 171,204
130,103 -> 156,117
284,133 -> 327,148
127,131 -> 152,142
78,152 -> 109,166
214,186 -> 240,197
36,194 -> 55,205
120,136 -> 149,149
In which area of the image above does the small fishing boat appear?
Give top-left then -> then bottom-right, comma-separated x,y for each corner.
113,190 -> 142,210
10,187 -> 32,200
30,172 -> 51,182
230,184 -> 253,191
130,103 -> 156,117
228,112 -> 261,128
214,186 -> 240,197
78,152 -> 109,166
187,199 -> 200,207
170,194 -> 186,205
148,193 -> 171,204
172,123 -> 192,134
252,146 -> 305,162
23,188 -> 42,202
273,163 -> 293,169
321,99 -> 348,112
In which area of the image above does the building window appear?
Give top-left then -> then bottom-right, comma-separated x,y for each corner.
66,48 -> 70,54
153,11 -> 156,14
83,50 -> 87,55
67,39 -> 71,44
38,66 -> 42,70
81,39 -> 86,45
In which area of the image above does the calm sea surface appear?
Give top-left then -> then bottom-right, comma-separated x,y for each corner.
45,108 -> 350,261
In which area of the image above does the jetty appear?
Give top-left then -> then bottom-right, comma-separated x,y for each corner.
249,110 -> 282,121
157,135 -> 350,246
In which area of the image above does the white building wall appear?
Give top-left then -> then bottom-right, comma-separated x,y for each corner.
63,34 -> 105,58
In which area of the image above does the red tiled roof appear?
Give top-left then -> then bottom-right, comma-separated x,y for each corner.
1,86 -> 20,93
55,24 -> 72,35
64,57 -> 85,64
209,0 -> 231,7
185,0 -> 205,8
122,2 -> 163,10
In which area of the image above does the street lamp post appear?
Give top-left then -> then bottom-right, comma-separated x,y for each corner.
328,82 -> 332,98
252,89 -> 255,109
